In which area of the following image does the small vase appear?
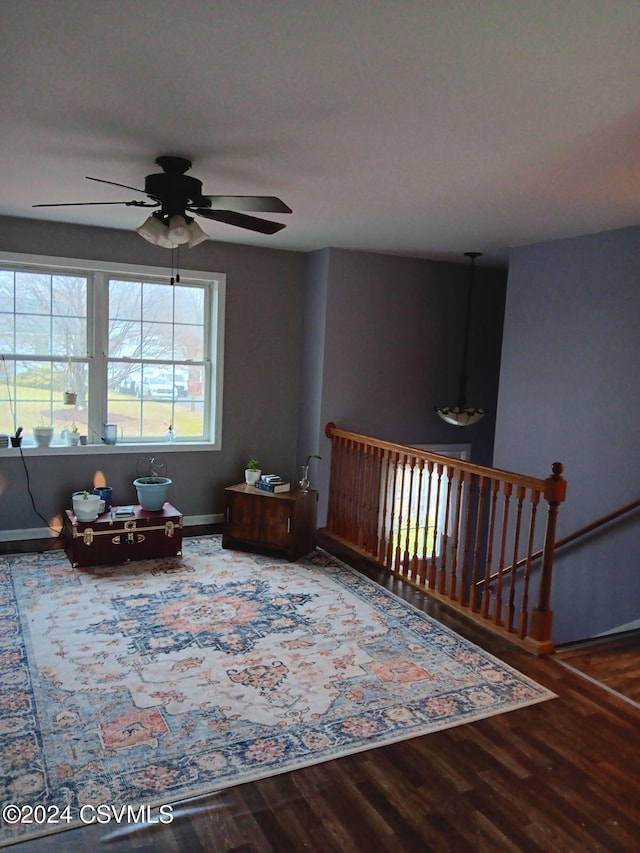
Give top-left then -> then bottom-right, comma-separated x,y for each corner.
299,465 -> 310,492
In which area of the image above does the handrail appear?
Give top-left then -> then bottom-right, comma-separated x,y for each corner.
322,422 -> 567,654
480,497 -> 640,585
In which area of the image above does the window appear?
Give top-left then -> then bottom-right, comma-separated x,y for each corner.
0,253 -> 225,447
382,444 -> 471,561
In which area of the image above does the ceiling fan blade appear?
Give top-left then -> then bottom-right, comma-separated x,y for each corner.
86,176 -> 146,193
194,209 -> 287,234
33,200 -> 157,208
203,196 -> 292,214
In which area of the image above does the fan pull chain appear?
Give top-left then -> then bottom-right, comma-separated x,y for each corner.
170,246 -> 181,285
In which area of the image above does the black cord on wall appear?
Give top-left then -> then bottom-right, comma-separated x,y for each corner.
16,444 -> 62,539
2,354 -> 62,545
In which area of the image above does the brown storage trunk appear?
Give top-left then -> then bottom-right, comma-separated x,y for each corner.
63,503 -> 183,568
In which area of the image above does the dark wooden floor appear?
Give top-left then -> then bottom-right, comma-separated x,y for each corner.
3,532 -> 640,852
555,631 -> 640,706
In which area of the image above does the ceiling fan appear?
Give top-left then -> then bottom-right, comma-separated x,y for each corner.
33,155 -> 292,247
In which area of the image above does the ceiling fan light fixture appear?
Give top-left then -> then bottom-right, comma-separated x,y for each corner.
167,215 -> 191,245
186,219 -> 208,247
136,213 -> 174,247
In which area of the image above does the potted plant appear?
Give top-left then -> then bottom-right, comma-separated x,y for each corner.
33,420 -> 54,448
10,426 -> 23,448
133,456 -> 172,511
244,457 -> 261,485
72,490 -> 105,521
67,423 -> 80,446
63,359 -> 77,405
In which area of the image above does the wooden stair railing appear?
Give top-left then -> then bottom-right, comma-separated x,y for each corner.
479,497 -> 640,586
322,422 -> 567,655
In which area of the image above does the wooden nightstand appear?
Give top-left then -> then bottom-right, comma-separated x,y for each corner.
222,483 -> 318,561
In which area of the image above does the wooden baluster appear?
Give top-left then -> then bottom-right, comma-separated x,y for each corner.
326,432 -> 337,533
329,435 -> 339,536
519,489 -> 541,639
378,448 -> 391,564
505,485 -> 526,633
470,475 -> 487,612
360,442 -> 370,551
352,439 -> 361,544
365,444 -> 381,559
448,469 -> 465,600
394,452 -> 408,573
403,454 -> 416,577
335,437 -> 345,539
429,462 -> 443,589
437,464 -> 454,595
492,481 -> 512,626
423,459 -> 434,586
332,435 -> 344,537
480,478 -> 500,618
412,457 -> 425,582
385,451 -> 399,568
368,443 -> 381,558
358,443 -> 367,550
347,440 -> 358,543
339,437 -> 349,538
457,471 -> 473,606
355,445 -> 367,548
363,442 -> 378,557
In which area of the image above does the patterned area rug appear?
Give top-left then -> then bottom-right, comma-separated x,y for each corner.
0,536 -> 555,845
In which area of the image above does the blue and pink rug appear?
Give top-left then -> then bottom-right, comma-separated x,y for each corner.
0,536 -> 554,845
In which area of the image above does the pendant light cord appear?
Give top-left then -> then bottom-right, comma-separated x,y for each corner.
457,252 -> 481,407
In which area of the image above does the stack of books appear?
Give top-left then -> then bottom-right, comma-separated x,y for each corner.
254,474 -> 291,493
112,505 -> 136,519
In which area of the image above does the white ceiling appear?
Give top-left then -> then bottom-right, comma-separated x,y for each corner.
2,1 -> 639,266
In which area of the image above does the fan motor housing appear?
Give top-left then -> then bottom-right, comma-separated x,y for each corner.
144,172 -> 207,208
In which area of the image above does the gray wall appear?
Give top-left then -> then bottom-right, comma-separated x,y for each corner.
0,216 -> 306,533
298,248 -> 507,524
494,226 -> 640,644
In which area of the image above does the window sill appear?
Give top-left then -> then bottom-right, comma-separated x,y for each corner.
0,442 -> 219,458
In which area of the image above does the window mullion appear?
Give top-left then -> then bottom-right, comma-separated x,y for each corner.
88,272 -> 108,443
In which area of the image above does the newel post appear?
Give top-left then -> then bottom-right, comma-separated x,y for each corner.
530,462 -> 567,644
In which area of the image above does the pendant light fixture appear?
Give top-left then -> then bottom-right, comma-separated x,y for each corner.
435,251 -> 487,427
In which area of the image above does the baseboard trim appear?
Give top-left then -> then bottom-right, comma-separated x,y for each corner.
0,513 -> 224,543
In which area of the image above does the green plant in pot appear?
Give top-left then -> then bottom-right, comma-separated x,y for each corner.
67,422 -> 80,446
245,457 -> 261,485
10,426 -> 23,448
133,456 -> 172,511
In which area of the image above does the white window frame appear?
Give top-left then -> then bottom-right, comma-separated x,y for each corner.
0,251 -> 225,453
